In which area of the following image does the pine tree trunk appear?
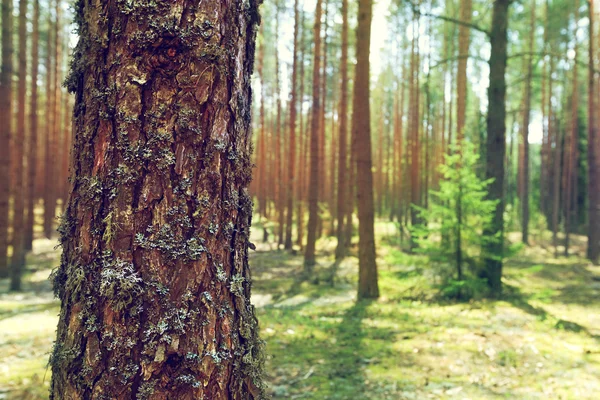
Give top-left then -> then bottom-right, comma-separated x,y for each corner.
257,24 -> 266,219
588,0 -> 600,264
483,0 -> 510,295
44,0 -> 57,238
456,0 -> 472,143
0,0 -> 13,278
353,0 -> 379,300
49,2 -> 266,398
409,15 -> 421,250
296,11 -> 306,248
10,0 -> 28,291
305,0 -> 323,270
521,1 -> 536,245
25,0 -> 40,252
285,0 -> 300,250
565,8 -> 579,257
274,4 -> 284,247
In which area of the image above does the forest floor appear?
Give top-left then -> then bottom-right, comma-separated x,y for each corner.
1,221 -> 599,399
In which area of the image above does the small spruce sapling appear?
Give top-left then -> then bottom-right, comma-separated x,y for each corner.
413,141 -> 499,299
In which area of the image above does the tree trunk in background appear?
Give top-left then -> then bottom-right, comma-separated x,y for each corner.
484,0 -> 510,296
456,0 -> 471,143
409,15 -> 421,250
565,8 -> 579,257
274,4 -> 284,247
0,0 -> 12,278
296,12 -> 306,248
285,0 -> 300,250
44,0 -> 58,238
353,0 -> 379,300
50,1 -> 265,398
25,0 -> 40,252
257,24 -> 266,219
335,0 -> 348,261
540,0 -> 551,222
549,55 -> 562,257
588,0 -> 600,264
520,1 -> 536,245
10,0 -> 28,291
318,0 -> 329,239
43,1 -> 54,238
305,0 -> 323,270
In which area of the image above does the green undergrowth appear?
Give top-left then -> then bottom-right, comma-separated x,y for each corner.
1,222 -> 599,399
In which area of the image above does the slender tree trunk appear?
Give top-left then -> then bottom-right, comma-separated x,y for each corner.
274,3 -> 284,248
256,23 -> 266,219
285,0 -> 300,250
296,13 -> 306,248
540,0 -> 551,222
43,1 -> 54,238
25,0 -> 41,252
484,0 -> 510,295
335,0 -> 349,258
550,54 -> 563,257
317,0 -> 329,239
50,1 -> 266,398
10,0 -> 28,291
409,14 -> 421,250
456,0 -> 472,143
565,7 -> 579,257
520,1 -> 536,245
588,0 -> 600,264
304,0 -> 323,270
0,0 -> 13,278
353,0 -> 379,300
44,0 -> 59,238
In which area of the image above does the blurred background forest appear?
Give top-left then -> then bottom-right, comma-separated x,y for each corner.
1,0 -> 600,398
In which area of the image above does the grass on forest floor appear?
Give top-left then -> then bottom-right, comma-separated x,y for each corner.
1,221 -> 599,399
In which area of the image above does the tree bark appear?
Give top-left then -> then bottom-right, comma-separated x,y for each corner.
409,14 -> 421,250
305,0 -> 323,270
588,0 -> 599,264
10,0 -> 28,291
565,6 -> 579,257
50,1 -> 266,398
25,0 -> 41,252
0,0 -> 13,279
335,0 -> 348,261
43,0 -> 55,239
483,0 -> 510,295
520,0 -> 535,245
285,0 -> 300,250
456,0 -> 471,143
353,0 -> 379,300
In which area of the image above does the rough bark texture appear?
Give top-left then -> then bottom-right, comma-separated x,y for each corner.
335,0 -> 349,261
285,0 -> 300,251
588,0 -> 599,264
10,0 -> 29,291
353,0 -> 379,300
304,0 -> 323,270
0,0 -> 13,279
483,0 -> 510,295
25,0 -> 41,252
50,1 -> 266,398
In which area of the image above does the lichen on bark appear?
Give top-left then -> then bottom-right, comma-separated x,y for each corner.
50,1 -> 266,399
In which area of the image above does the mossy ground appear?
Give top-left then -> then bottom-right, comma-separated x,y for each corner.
1,220 -> 599,399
